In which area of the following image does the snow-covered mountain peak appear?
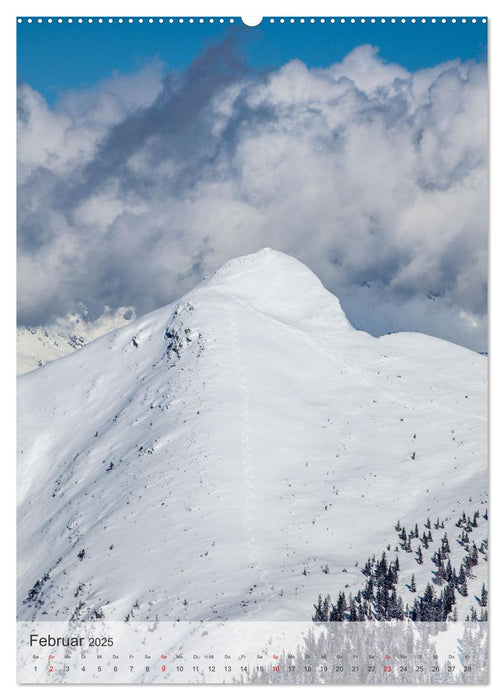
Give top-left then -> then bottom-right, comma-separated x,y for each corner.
17,250 -> 487,625
204,248 -> 352,331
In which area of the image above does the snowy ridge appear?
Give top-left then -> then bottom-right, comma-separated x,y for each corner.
17,249 -> 487,624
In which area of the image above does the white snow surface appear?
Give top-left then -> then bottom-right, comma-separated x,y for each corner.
17,249 -> 487,623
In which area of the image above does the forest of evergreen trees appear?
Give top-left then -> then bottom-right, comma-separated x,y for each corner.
312,507 -> 488,623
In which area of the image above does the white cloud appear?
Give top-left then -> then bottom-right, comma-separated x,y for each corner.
17,43 -> 488,350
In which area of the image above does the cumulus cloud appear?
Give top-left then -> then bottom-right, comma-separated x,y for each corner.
17,38 -> 488,350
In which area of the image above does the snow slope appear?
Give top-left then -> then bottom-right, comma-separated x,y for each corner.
17,306 -> 135,375
17,249 -> 487,623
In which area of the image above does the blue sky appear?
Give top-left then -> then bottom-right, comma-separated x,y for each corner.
17,17 -> 487,104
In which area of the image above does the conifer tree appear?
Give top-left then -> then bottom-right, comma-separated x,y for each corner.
375,583 -> 388,620
379,551 -> 388,577
348,597 -> 358,621
470,543 -> 479,565
445,559 -> 453,583
363,578 -> 374,602
332,591 -> 347,621
421,583 -> 435,621
322,594 -> 331,621
442,583 -> 455,619
313,594 -> 324,621
441,533 -> 450,554
480,583 -> 488,607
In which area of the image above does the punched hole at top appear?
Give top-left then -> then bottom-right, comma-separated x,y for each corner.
241,16 -> 263,26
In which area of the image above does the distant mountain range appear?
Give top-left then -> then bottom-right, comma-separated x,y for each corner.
17,306 -> 135,375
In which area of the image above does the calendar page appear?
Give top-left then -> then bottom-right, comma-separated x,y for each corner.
16,14 -> 488,685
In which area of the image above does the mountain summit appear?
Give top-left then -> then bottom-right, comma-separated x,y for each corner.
18,250 -> 487,624
204,248 -> 351,330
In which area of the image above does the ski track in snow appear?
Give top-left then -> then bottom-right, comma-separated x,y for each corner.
226,303 -> 274,619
